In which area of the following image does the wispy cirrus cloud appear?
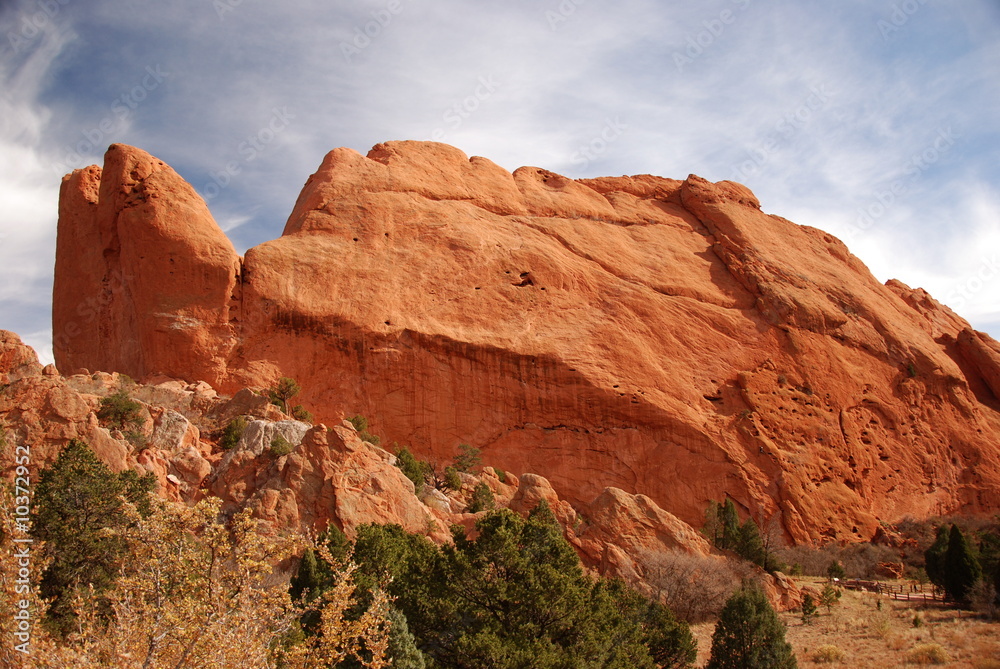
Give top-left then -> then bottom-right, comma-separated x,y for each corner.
0,0 -> 997,365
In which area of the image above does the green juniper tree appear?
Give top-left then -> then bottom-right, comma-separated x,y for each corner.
349,415 -> 381,445
705,499 -> 780,572
452,444 -> 481,473
393,446 -> 432,488
466,481 -> 495,513
800,593 -> 817,624
826,559 -> 846,581
943,524 -> 982,605
267,377 -> 301,414
924,525 -> 950,587
706,584 -> 797,669
338,501 -> 696,668
31,440 -> 156,634
386,607 -> 426,669
96,390 -> 144,431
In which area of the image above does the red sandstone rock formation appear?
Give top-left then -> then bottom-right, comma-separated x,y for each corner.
52,142 -> 1000,544
5,331 -> 763,603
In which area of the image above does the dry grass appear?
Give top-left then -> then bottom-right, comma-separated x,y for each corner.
690,577 -> 1000,668
905,643 -> 950,665
812,644 -> 845,663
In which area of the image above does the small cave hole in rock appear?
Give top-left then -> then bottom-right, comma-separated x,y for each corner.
514,271 -> 534,287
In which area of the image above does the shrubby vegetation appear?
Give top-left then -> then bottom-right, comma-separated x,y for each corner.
265,376 -> 313,421
441,465 -> 462,491
776,541 -> 898,580
219,415 -> 248,450
293,501 -> 697,668
704,498 -> 782,572
392,442 -> 504,504
706,584 -> 797,669
452,444 -> 481,473
643,549 -> 758,623
394,445 -> 432,488
96,389 -> 147,446
24,440 -> 697,667
466,481 -> 495,513
31,439 -> 156,634
349,414 -> 380,445
926,523 -> 984,605
96,389 -> 144,431
270,433 -> 294,457
18,441 -> 390,668
267,376 -> 301,413
800,593 -> 817,624
778,515 -> 1000,615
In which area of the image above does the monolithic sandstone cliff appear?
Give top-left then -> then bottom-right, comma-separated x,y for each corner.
52,142 -> 1000,544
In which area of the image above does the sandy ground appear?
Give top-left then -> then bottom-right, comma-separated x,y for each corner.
690,578 -> 1000,668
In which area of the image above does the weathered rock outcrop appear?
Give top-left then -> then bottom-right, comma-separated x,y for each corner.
4,332 -> 753,602
54,146 -> 241,385
52,142 -> 1000,544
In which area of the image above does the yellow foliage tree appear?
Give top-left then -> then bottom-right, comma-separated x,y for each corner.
13,495 -> 388,668
1,484 -> 49,669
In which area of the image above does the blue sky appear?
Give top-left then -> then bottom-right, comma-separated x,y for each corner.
1,0 -> 998,364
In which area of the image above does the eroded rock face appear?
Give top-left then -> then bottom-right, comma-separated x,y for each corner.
52,142 -> 1000,544
0,336 -> 793,607
54,145 -> 241,385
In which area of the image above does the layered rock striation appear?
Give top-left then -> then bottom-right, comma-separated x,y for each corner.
2,330 -> 739,600
53,142 -> 1000,543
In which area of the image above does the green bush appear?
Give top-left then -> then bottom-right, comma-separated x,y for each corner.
288,526 -> 350,634
704,499 -> 781,572
494,467 -> 508,484
466,482 -> 495,513
706,584 -> 797,669
443,466 -> 462,491
827,559 -> 846,580
270,434 -> 294,457
97,390 -> 144,431
453,444 -> 481,473
345,504 -> 697,668
943,524 -> 982,604
267,377 -> 301,414
394,446 -> 431,488
31,440 -> 156,634
801,593 -> 817,624
290,404 -> 313,423
820,582 -> 842,612
220,416 -> 248,451
348,414 -> 380,445
386,607 -> 426,669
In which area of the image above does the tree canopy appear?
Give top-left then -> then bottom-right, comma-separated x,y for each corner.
706,584 -> 797,669
294,502 -> 697,668
31,439 -> 155,633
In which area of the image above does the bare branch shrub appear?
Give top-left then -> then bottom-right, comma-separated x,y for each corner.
640,550 -> 757,623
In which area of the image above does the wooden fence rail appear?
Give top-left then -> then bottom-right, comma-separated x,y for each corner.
839,579 -> 944,602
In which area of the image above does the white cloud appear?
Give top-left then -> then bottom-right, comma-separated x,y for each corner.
0,0 -> 998,352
